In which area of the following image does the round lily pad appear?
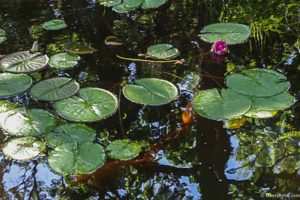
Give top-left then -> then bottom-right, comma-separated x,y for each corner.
1,108 -> 56,136
0,73 -> 32,97
0,28 -> 6,44
0,51 -> 49,73
54,87 -> 118,122
48,142 -> 106,175
123,78 -> 178,106
192,88 -> 252,121
199,23 -> 251,44
142,0 -> 168,9
3,137 -> 45,161
113,0 -> 143,13
106,139 -> 142,160
42,19 -> 68,30
147,44 -> 179,59
64,42 -> 97,55
30,77 -> 80,101
49,53 -> 81,69
226,69 -> 290,97
46,124 -> 96,147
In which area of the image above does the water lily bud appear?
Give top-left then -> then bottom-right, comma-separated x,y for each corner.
211,40 -> 228,55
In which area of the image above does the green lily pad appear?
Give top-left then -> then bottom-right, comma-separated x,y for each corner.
30,77 -> 80,101
3,137 -> 45,161
199,23 -> 251,44
98,0 -> 121,7
0,108 -> 56,136
54,87 -> 118,122
113,0 -> 143,13
0,51 -> 49,73
147,44 -> 179,59
46,124 -> 96,147
64,42 -> 97,55
192,88 -> 252,121
142,0 -> 168,9
48,142 -> 106,175
245,109 -> 278,119
123,78 -> 178,106
49,53 -> 81,69
42,19 -> 68,31
0,28 -> 6,44
106,139 -> 142,160
226,69 -> 290,97
0,73 -> 32,97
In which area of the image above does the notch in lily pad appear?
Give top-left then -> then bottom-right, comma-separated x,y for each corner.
42,19 -> 68,31
199,23 -> 251,45
123,78 -> 178,106
106,139 -> 142,160
0,73 -> 32,98
3,137 -> 46,161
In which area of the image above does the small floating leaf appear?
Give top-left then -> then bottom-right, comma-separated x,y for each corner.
245,109 -> 278,118
0,51 -> 49,73
98,0 -> 121,7
30,77 -> 80,101
42,19 -> 68,31
3,137 -> 45,161
0,28 -> 6,44
142,0 -> 168,9
54,87 -> 118,122
0,73 -> 32,97
48,142 -> 106,175
226,69 -> 290,97
192,88 -> 252,121
147,44 -> 179,60
113,0 -> 143,13
106,139 -> 142,160
199,23 -> 251,44
64,42 -> 97,55
49,53 -> 81,69
1,108 -> 56,136
123,78 -> 178,106
46,124 -> 96,147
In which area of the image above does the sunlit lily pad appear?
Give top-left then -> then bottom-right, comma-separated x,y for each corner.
106,139 -> 142,160
0,73 -> 32,97
54,87 -> 118,122
42,19 -> 68,30
123,78 -> 178,106
147,44 -> 179,59
3,137 -> 45,161
46,124 -> 96,147
245,109 -> 278,119
98,0 -> 121,7
0,51 -> 49,73
98,0 -> 168,11
1,108 -> 56,136
49,53 -> 81,69
0,28 -> 6,44
142,0 -> 168,9
64,42 -> 97,55
226,69 -> 290,97
48,142 -> 106,175
30,77 -> 80,101
192,88 -> 252,121
199,23 -> 251,44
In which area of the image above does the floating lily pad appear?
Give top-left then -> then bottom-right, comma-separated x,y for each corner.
64,42 -> 97,55
226,69 -> 290,97
0,28 -> 6,44
0,73 -> 32,97
42,19 -> 68,30
48,142 -> 106,175
0,51 -> 49,73
147,44 -> 179,59
113,0 -> 143,13
98,0 -> 121,7
46,124 -> 96,147
192,88 -> 252,121
199,23 -> 251,44
142,0 -> 168,9
123,78 -> 178,106
3,137 -> 45,161
245,109 -> 278,119
30,77 -> 80,101
106,139 -> 142,160
54,87 -> 118,122
49,53 -> 81,69
1,108 -> 56,136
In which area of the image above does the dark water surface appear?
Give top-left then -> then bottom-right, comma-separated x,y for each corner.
0,0 -> 299,199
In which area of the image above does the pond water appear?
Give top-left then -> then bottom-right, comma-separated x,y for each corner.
0,0 -> 299,199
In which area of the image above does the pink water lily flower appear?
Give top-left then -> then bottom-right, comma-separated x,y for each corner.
210,40 -> 228,56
